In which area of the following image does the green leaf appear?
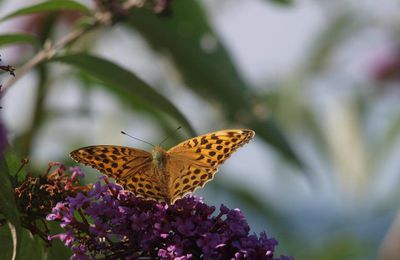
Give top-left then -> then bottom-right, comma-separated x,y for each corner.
4,152 -> 27,182
0,154 -> 22,260
127,3 -> 250,114
126,1 -> 302,166
249,119 -> 303,168
266,0 -> 293,5
0,226 -> 13,260
1,0 -> 91,22
16,230 -> 45,260
51,53 -> 195,136
0,225 -> 47,260
0,34 -> 39,47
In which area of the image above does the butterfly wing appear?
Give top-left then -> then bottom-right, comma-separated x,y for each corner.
166,129 -> 255,203
70,145 -> 166,201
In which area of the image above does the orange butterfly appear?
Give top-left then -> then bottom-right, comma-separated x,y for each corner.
70,129 -> 255,204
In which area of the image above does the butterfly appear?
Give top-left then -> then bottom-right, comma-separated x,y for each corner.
70,129 -> 255,204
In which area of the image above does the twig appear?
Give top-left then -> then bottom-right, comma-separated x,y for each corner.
1,21 -> 98,94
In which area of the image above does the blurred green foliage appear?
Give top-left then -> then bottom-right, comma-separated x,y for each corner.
0,0 -> 399,259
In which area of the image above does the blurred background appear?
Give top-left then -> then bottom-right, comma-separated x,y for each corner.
1,0 -> 400,259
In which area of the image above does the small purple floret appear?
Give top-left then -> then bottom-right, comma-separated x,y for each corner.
69,166 -> 85,178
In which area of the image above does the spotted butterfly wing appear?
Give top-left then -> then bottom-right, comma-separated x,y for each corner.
70,146 -> 165,200
166,129 -> 255,203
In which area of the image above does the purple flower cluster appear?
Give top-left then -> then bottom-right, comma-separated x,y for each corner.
48,178 -> 292,260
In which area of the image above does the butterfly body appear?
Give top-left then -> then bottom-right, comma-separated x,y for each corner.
150,146 -> 170,202
70,129 -> 255,204
152,146 -> 168,169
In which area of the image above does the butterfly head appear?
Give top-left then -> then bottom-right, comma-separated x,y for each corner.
152,146 -> 168,168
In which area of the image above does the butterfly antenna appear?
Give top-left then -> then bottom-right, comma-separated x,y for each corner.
120,131 -> 155,147
159,126 -> 182,146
